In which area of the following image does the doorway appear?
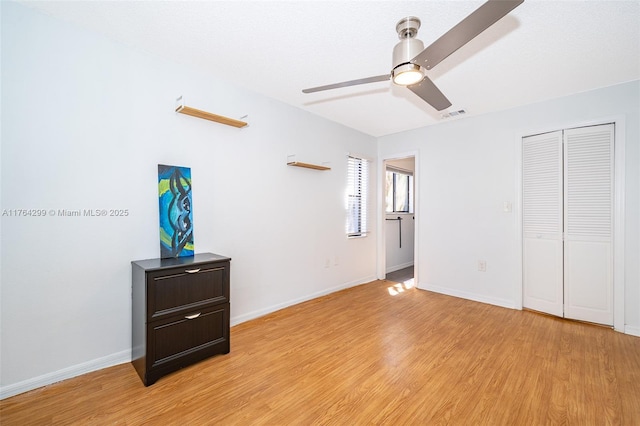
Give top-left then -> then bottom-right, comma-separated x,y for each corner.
383,156 -> 416,284
522,123 -> 615,326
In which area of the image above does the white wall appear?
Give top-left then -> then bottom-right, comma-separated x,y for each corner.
379,80 -> 640,333
0,2 -> 377,398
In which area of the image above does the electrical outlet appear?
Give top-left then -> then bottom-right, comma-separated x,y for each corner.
478,260 -> 487,272
325,258 -> 330,268
334,255 -> 339,266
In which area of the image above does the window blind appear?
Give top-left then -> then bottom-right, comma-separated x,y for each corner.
347,155 -> 369,237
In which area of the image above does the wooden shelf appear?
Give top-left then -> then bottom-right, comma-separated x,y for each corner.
287,161 -> 331,171
175,96 -> 247,128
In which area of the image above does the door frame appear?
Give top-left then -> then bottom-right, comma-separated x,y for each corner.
377,150 -> 419,285
515,115 -> 626,332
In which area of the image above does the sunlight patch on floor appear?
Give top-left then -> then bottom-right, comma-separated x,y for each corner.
387,279 -> 414,296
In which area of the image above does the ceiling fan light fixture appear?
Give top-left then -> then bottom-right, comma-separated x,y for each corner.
392,63 -> 424,86
302,1 -> 524,112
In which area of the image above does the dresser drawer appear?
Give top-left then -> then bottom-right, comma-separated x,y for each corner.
148,304 -> 230,370
147,262 -> 229,320
132,253 -> 231,386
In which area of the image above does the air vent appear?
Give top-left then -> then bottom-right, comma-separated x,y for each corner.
441,109 -> 467,119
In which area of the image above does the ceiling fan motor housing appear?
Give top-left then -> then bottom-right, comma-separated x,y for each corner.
392,16 -> 425,84
392,37 -> 424,69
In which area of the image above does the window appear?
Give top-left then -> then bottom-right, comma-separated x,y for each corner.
347,155 -> 369,237
385,168 -> 413,213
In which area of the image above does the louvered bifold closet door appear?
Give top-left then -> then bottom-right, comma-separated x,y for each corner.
522,131 -> 564,317
563,124 -> 614,325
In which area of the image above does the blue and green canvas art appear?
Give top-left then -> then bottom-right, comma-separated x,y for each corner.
158,164 -> 194,258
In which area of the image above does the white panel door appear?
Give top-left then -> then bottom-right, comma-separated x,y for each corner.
563,124 -> 614,325
522,131 -> 564,317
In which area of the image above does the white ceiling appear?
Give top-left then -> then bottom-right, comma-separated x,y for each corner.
20,0 -> 640,137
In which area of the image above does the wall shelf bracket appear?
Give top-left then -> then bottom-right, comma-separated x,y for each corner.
175,96 -> 248,128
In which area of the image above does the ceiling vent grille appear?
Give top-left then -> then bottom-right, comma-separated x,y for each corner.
441,109 -> 467,119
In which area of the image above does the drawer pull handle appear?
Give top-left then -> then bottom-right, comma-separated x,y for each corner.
185,268 -> 201,274
185,313 -> 201,320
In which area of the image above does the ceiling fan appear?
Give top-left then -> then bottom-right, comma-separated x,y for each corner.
302,0 -> 523,111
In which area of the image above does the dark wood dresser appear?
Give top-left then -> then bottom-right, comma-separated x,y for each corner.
131,252 -> 231,386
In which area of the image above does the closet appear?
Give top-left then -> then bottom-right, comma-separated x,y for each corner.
522,123 -> 614,326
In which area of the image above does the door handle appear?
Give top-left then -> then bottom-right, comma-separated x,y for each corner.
185,268 -> 201,274
185,313 -> 201,320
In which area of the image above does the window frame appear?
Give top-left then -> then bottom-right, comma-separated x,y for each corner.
385,167 -> 414,214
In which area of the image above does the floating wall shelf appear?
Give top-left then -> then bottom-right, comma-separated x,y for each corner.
286,155 -> 331,170
175,96 -> 248,128
287,161 -> 331,171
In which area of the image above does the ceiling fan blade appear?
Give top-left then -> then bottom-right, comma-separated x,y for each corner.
302,74 -> 390,93
411,0 -> 523,70
407,76 -> 452,111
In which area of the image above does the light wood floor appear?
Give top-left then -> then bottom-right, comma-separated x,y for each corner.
2,279 -> 639,425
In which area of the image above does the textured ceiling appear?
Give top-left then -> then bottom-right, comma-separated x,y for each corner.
20,0 -> 640,137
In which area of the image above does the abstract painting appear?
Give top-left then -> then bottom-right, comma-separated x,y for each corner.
158,164 -> 194,258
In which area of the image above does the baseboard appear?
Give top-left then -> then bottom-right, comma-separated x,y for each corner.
0,349 -> 131,400
419,282 -> 519,310
625,325 -> 640,337
230,275 -> 377,326
385,262 -> 414,274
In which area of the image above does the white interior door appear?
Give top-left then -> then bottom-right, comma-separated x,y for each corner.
563,124 -> 614,325
522,131 -> 564,317
522,124 -> 614,326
